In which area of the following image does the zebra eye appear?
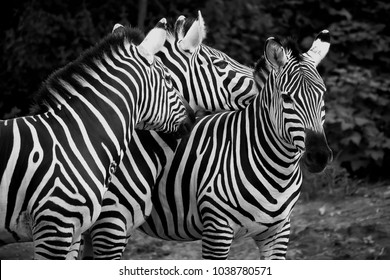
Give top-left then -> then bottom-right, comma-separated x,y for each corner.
281,92 -> 293,103
164,72 -> 172,82
213,59 -> 229,68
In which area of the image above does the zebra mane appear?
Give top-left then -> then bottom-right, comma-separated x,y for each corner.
253,55 -> 269,88
166,17 -> 194,41
281,36 -> 303,62
29,26 -> 145,115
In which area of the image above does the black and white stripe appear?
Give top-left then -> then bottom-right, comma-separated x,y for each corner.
137,30 -> 332,260
79,13 -> 260,259
0,20 -> 191,259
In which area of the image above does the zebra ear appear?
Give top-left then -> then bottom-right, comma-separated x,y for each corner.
138,18 -> 167,64
174,15 -> 186,39
305,30 -> 330,67
264,37 -> 288,71
112,23 -> 125,34
178,10 -> 206,53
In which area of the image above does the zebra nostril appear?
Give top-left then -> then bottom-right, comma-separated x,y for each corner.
312,151 -> 328,165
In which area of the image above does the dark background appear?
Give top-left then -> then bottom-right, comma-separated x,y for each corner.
1,0 -> 389,181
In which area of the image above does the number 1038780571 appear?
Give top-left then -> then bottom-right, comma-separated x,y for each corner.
212,266 -> 272,276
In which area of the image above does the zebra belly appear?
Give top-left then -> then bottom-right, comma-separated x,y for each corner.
137,228 -> 203,242
139,206 -> 204,241
140,206 -> 290,243
232,216 -> 290,240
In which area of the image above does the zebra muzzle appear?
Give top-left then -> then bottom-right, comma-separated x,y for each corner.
171,99 -> 196,139
302,130 -> 333,173
171,114 -> 195,139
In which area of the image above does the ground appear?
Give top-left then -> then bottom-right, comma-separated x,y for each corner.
1,182 -> 389,260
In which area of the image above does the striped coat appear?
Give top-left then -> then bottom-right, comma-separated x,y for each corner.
79,13 -> 260,259
0,20 -> 192,259
139,31 -> 333,259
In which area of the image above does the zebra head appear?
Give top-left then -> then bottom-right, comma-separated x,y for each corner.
120,19 -> 195,136
157,11 -> 258,112
258,30 -> 332,173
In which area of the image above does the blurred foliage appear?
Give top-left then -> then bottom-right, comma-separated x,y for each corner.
0,0 -> 389,178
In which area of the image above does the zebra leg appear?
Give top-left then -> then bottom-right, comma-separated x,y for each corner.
88,182 -> 153,259
89,216 -> 129,260
201,218 -> 234,259
32,220 -> 82,260
253,219 -> 291,260
67,234 -> 82,259
31,194 -> 101,259
78,227 -> 127,260
79,230 -> 94,259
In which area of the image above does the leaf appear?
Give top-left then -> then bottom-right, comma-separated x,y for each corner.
354,117 -> 371,126
350,159 -> 368,171
383,139 -> 390,149
350,133 -> 362,145
340,120 -> 355,131
365,149 -> 384,162
340,132 -> 362,146
328,8 -> 352,21
364,125 -> 380,137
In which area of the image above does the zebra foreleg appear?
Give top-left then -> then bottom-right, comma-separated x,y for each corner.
89,220 -> 129,260
201,219 -> 234,259
78,228 -> 129,260
32,221 -> 82,260
253,219 -> 291,260
79,231 -> 94,259
31,194 -> 100,259
67,234 -> 82,259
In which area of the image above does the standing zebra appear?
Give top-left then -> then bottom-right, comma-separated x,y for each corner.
78,12 -> 260,259
0,19 -> 193,259
138,30 -> 333,259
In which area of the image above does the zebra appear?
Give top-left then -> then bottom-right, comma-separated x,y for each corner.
137,30 -> 333,259
0,19 -> 194,259
77,12 -> 260,259
157,11 -> 257,112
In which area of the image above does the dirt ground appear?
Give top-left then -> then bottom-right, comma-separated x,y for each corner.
1,182 -> 389,260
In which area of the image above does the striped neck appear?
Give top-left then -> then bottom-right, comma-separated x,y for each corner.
158,36 -> 258,112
